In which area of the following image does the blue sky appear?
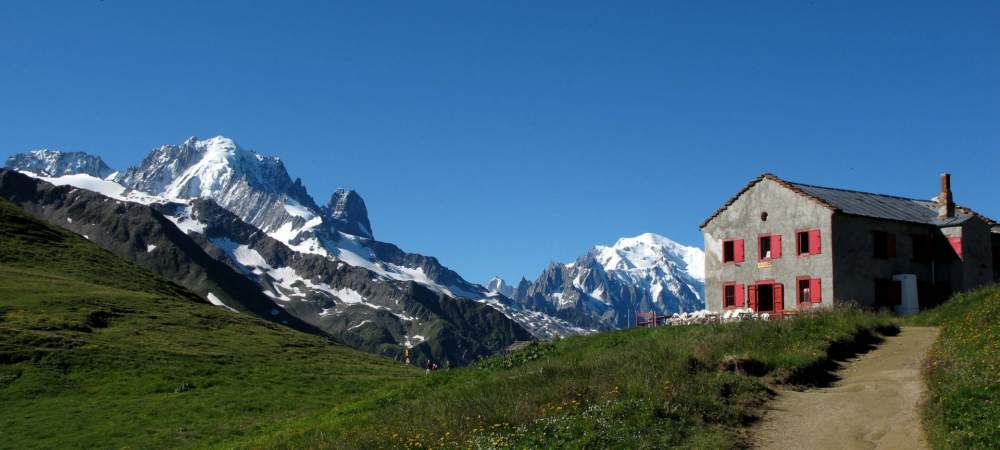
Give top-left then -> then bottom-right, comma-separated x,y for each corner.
2,1 -> 997,283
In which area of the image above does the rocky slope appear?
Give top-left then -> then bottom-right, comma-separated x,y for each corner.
5,149 -> 114,179
0,169 -> 319,334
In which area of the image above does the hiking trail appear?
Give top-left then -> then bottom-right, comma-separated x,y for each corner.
753,326 -> 939,450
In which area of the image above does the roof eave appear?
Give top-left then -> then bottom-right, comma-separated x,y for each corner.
699,173 -> 839,230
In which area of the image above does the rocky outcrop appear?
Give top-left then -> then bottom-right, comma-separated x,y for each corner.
4,150 -> 115,179
324,188 -> 373,238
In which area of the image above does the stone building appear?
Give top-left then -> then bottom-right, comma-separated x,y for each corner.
700,173 -> 999,314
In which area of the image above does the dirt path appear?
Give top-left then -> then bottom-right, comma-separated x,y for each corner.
753,326 -> 939,450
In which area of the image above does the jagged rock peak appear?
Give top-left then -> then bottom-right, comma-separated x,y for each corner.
116,136 -> 299,197
484,276 -> 514,297
113,135 -> 320,233
325,188 -> 372,238
4,149 -> 115,179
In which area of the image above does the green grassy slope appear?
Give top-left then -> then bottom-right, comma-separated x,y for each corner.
0,198 -> 419,449
908,285 -> 1000,449
235,307 -> 894,449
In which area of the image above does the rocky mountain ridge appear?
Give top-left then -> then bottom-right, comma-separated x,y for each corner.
4,137 -> 590,363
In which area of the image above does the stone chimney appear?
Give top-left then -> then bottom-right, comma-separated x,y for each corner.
938,173 -> 955,219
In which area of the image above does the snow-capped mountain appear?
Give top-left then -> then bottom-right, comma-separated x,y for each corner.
108,137 -> 478,296
503,233 -> 705,329
5,149 -> 114,179
3,136 -> 588,363
114,136 -> 321,235
484,276 -> 514,297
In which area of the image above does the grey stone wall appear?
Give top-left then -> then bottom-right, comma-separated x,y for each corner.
824,215 -> 992,308
831,215 -> 938,306
702,178 -> 834,312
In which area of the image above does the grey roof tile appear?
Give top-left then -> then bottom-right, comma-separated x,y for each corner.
788,182 -> 968,225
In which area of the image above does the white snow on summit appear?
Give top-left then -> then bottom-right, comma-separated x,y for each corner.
588,232 -> 704,305
17,171 -> 162,205
593,232 -> 704,282
483,276 -> 514,297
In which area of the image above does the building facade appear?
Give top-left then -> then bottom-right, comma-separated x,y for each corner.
701,173 -> 998,314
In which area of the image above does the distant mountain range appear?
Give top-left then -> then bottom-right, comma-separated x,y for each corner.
483,233 -> 705,329
3,136 -> 704,363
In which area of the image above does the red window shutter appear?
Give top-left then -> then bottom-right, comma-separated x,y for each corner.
948,236 -> 963,260
809,230 -> 821,254
774,283 -> 784,312
772,235 -> 782,259
735,283 -> 745,307
887,234 -> 897,258
748,284 -> 757,311
810,278 -> 822,303
734,239 -> 745,263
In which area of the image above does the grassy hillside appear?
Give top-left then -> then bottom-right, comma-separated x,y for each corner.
0,198 -> 419,449
908,285 -> 1000,449
0,194 -> 904,449
235,307 -> 894,449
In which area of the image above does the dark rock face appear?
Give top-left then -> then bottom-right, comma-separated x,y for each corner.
4,150 -> 115,179
184,198 -> 532,366
324,188 -> 373,238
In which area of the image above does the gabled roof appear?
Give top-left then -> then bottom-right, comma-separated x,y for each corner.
700,173 -> 997,230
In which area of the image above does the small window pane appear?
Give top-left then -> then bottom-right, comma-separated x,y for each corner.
760,236 -> 772,260
798,279 -> 810,302
724,285 -> 735,307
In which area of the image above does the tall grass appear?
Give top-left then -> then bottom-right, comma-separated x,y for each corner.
238,306 -> 894,449
908,285 -> 1000,449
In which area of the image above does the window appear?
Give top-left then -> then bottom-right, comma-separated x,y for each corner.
911,234 -> 932,263
797,229 -> 821,256
758,234 -> 781,260
873,231 -> 896,259
796,276 -> 822,304
798,278 -> 810,303
722,239 -> 744,263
